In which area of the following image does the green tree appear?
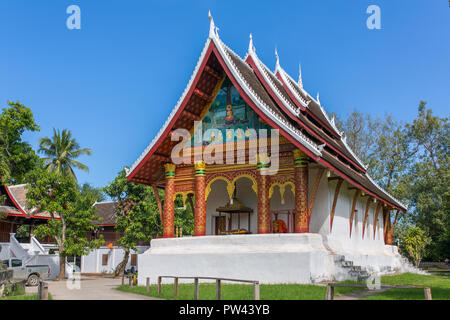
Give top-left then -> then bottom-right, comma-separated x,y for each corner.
333,110 -> 415,207
0,101 -> 40,184
406,102 -> 449,260
174,194 -> 194,236
25,169 -> 103,280
103,169 -> 161,278
38,128 -> 92,181
79,183 -> 106,203
399,226 -> 431,267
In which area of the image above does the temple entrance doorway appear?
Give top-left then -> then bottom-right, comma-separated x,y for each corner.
206,176 -> 257,235
269,183 -> 295,233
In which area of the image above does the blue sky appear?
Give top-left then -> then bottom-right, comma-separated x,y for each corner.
1,1 -> 449,190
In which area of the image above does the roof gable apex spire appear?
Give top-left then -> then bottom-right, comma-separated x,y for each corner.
208,10 -> 219,39
248,33 -> 255,54
275,47 -> 280,70
298,63 -> 303,88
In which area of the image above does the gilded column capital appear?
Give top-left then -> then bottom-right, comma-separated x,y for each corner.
293,149 -> 309,167
194,160 -> 206,176
164,163 -> 176,178
256,153 -> 270,171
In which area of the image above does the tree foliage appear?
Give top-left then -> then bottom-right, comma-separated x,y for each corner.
0,101 -> 41,184
103,169 -> 161,276
399,226 -> 430,267
38,128 -> 92,181
405,102 -> 449,260
25,168 -> 103,279
79,182 -> 106,203
335,101 -> 448,261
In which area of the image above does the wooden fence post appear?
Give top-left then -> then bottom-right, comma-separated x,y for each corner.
253,282 -> 260,300
424,287 -> 432,300
216,279 -> 221,300
146,277 -> 150,292
157,276 -> 162,295
174,277 -> 179,297
326,284 -> 334,300
194,277 -> 199,300
38,281 -> 48,300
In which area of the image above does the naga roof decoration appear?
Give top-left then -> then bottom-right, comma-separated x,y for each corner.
126,12 -> 407,212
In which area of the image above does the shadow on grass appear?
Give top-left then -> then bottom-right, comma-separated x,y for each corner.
362,273 -> 450,300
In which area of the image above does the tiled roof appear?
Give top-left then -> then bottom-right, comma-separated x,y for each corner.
93,201 -> 118,225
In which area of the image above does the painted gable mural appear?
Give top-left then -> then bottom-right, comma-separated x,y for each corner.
194,77 -> 271,146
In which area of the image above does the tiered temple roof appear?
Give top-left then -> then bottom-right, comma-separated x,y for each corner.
126,13 -> 407,212
1,184 -> 54,219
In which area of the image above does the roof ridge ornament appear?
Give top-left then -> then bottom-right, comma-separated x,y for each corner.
248,33 -> 255,54
298,63 -> 303,88
275,47 -> 280,70
208,10 -> 218,39
316,92 -> 320,105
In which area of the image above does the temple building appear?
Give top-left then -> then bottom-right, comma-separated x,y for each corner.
0,184 -> 53,244
127,13 -> 409,284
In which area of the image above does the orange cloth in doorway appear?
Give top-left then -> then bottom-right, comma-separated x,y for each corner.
273,219 -> 288,233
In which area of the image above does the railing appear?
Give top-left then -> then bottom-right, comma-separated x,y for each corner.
155,276 -> 260,300
325,282 -> 432,300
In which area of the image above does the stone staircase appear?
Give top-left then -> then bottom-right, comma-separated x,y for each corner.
333,255 -> 371,281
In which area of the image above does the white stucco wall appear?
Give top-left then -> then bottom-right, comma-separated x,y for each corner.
138,234 -> 334,285
309,169 -> 330,236
0,243 -> 10,259
81,246 -> 149,274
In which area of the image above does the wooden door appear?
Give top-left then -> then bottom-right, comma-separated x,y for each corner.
131,254 -> 137,266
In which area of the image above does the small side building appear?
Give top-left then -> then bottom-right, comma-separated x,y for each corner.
79,201 -> 149,275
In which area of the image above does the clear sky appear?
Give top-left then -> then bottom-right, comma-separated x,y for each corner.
1,0 -> 449,190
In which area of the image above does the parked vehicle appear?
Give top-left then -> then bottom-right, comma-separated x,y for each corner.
1,258 -> 50,286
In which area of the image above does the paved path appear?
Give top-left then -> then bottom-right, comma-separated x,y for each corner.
26,276 -> 162,300
334,288 -> 388,300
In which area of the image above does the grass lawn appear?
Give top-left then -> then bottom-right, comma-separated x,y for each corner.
117,282 -> 361,300
0,293 -> 40,300
362,272 -> 450,300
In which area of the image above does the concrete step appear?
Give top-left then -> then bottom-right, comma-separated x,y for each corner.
333,255 -> 346,263
341,260 -> 353,267
350,266 -> 362,271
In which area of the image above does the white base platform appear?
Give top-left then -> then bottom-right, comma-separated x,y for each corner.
137,234 -> 409,285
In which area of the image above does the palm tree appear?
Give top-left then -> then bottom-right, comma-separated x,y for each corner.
38,128 -> 92,181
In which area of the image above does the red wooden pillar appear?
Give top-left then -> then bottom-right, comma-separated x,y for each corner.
257,154 -> 271,234
194,161 -> 206,236
294,149 -> 309,233
384,206 -> 393,245
163,163 -> 176,238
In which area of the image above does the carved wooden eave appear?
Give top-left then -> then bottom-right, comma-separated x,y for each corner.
349,189 -> 361,238
373,201 -> 383,239
362,196 -> 374,238
329,178 -> 344,232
